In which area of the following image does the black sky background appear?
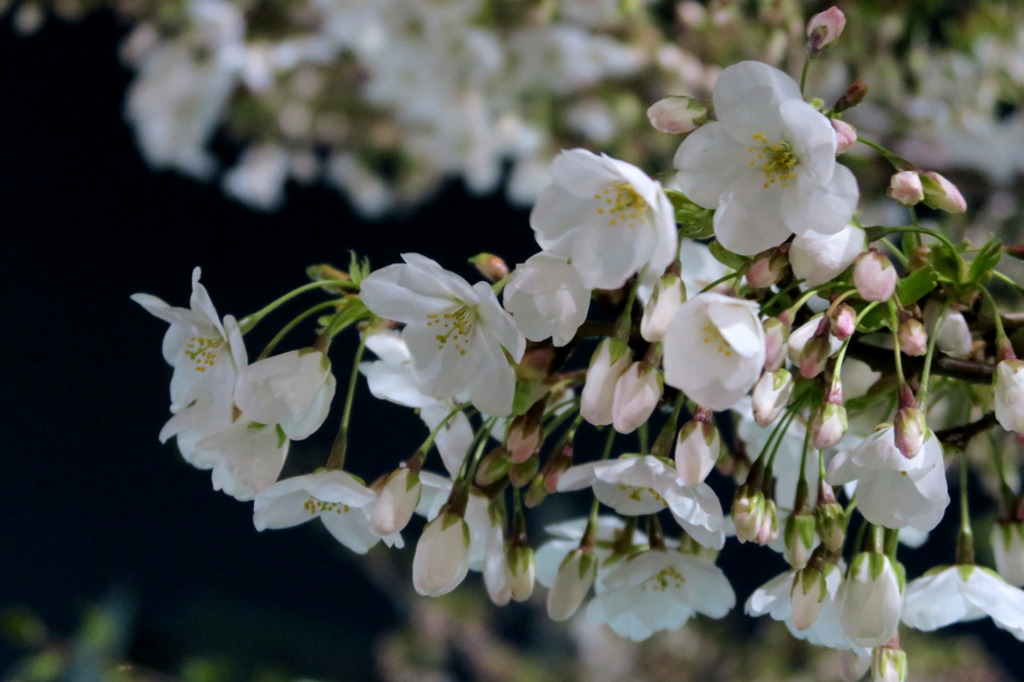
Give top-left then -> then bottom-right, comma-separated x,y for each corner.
3,9 -> 1024,681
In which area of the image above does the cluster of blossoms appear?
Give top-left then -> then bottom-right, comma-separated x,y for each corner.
135,8 -> 1024,680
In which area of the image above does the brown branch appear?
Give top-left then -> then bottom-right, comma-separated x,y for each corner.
934,412 -> 999,452
845,342 -> 994,385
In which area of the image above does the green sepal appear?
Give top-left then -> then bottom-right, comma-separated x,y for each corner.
666,189 -> 716,239
709,239 -> 749,271
856,301 -> 892,333
967,238 -> 1003,284
929,242 -> 964,285
956,563 -> 977,582
347,251 -> 372,287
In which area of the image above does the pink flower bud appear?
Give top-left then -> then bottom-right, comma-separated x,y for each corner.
675,410 -> 720,485
475,447 -> 512,487
815,483 -> 845,553
806,6 -> 846,55
784,511 -> 817,569
732,486 -> 766,544
920,171 -> 967,213
755,499 -> 780,546
747,245 -> 791,289
646,96 -> 708,134
853,249 -> 897,302
897,317 -> 928,357
888,170 -> 924,206
507,400 -> 545,463
812,401 -> 848,450
611,361 -> 663,434
830,303 -> 856,341
799,330 -> 833,379
752,368 -> 794,427
543,444 -> 573,494
831,118 -> 857,154
469,252 -> 509,283
894,388 -> 926,459
763,316 -> 791,373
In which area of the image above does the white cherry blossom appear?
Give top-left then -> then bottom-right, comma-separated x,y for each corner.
530,148 -> 677,290
663,292 -> 765,411
234,348 -> 336,440
789,224 -> 865,287
502,252 -> 590,347
673,61 -> 859,256
840,552 -> 903,648
902,564 -> 1024,640
586,548 -> 735,641
360,253 -> 526,417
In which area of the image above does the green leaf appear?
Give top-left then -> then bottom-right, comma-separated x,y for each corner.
928,244 -> 962,285
709,240 -> 749,271
666,189 -> 716,239
967,238 -> 1003,284
895,266 -> 937,306
857,303 -> 891,333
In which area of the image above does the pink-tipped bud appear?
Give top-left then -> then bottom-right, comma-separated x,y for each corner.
752,368 -> 794,427
747,245 -> 791,289
469,252 -> 509,283
830,303 -> 857,341
831,118 -> 857,154
475,446 -> 512,487
799,327 -> 833,379
784,510 -> 817,569
509,455 -> 539,489
523,474 -> 547,508
894,384 -> 926,459
763,316 -> 791,373
888,170 -> 924,206
812,402 -> 848,450
853,249 -> 897,302
675,409 -> 720,485
807,6 -> 846,55
611,361 -> 663,434
732,485 -> 767,544
641,273 -> 686,342
507,400 -> 545,464
543,444 -> 574,494
897,317 -> 928,357
646,96 -> 708,134
920,171 -> 967,213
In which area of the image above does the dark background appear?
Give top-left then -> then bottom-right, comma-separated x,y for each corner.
3,9 -> 1023,682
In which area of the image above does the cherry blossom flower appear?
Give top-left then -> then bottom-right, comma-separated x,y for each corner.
827,427 -> 949,532
674,61 -> 858,256
234,348 -> 336,440
663,292 -> 765,411
253,470 -> 390,553
994,359 -> 1024,433
530,148 -> 677,290
502,252 -> 590,347
557,455 -> 725,549
902,565 -> 1024,640
585,548 -> 735,641
789,224 -> 865,287
840,552 -> 903,647
360,253 -> 526,417
413,509 -> 472,596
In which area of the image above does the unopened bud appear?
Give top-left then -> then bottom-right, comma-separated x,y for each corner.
752,369 -> 794,427
547,548 -> 598,621
523,473 -> 547,508
580,338 -> 632,426
543,444 -> 574,494
897,317 -> 928,356
888,170 -> 924,206
641,274 -> 686,342
807,6 -> 846,55
509,455 -> 539,488
747,245 -> 791,289
675,410 -> 720,485
756,498 -> 780,546
764,316 -> 791,373
507,544 -> 535,602
732,485 -> 767,544
830,303 -> 857,341
370,467 -> 422,536
920,171 -> 967,213
894,385 -> 925,459
831,118 -> 857,154
646,96 -> 708,134
475,446 -> 512,487
853,249 -> 897,302
799,330 -> 833,379
612,361 -> 663,434
507,399 -> 545,463
815,483 -> 846,553
784,510 -> 817,569
872,643 -> 908,682
790,563 -> 828,630
833,79 -> 867,113
469,252 -> 509,283
812,401 -> 848,450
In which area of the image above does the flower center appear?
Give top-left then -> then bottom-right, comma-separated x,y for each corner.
701,322 -> 734,357
185,335 -> 223,373
747,133 -> 799,189
643,563 -> 685,592
426,303 -> 478,356
618,484 -> 669,508
303,496 -> 352,515
593,182 -> 647,228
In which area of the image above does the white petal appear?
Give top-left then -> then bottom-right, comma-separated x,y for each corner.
672,122 -> 752,208
783,164 -> 859,237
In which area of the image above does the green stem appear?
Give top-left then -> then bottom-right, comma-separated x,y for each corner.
978,286 -> 1013,358
956,451 -> 975,564
240,280 -> 349,332
799,58 -> 811,96
698,270 -> 743,295
917,299 -> 947,408
992,269 -> 1024,296
325,330 -> 370,470
258,299 -> 341,360
874,225 -> 959,262
419,402 -> 475,454
887,300 -> 907,385
856,137 -> 909,170
879,238 -> 910,266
